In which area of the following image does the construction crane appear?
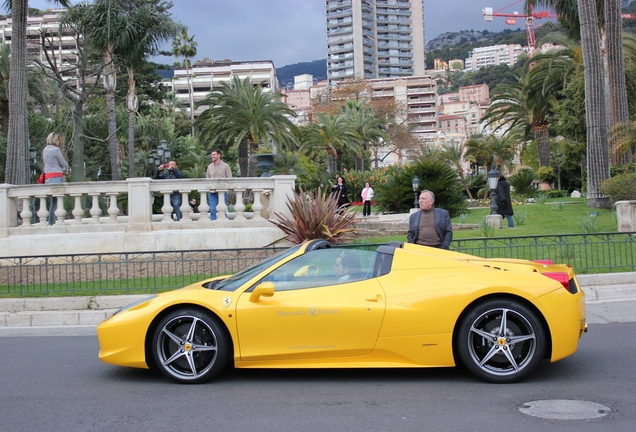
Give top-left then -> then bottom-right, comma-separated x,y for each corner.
483,1 -> 636,58
483,1 -> 556,57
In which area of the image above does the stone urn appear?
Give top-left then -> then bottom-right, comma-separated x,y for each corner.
251,154 -> 278,177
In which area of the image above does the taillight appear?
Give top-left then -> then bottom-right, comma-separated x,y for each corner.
543,271 -> 569,289
534,260 -> 554,265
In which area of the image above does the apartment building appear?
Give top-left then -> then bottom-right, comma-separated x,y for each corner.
459,83 -> 489,104
325,0 -> 425,85
0,8 -> 78,77
170,59 -> 278,118
464,44 -> 526,71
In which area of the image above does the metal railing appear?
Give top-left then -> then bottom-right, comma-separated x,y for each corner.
451,232 -> 636,274
1,233 -> 635,297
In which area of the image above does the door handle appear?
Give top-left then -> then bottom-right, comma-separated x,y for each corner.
366,294 -> 381,302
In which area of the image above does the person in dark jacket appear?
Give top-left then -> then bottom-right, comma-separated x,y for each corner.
331,175 -> 350,208
407,190 -> 453,249
155,160 -> 184,220
496,175 -> 514,228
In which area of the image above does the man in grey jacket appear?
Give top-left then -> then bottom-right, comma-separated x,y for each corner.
407,190 -> 453,249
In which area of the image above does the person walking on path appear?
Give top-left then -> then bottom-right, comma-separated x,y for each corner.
155,160 -> 184,220
407,190 -> 453,249
42,132 -> 68,225
361,181 -> 374,217
496,175 -> 514,228
331,175 -> 350,208
205,149 -> 232,220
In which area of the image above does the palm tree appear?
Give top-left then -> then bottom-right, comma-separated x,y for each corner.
0,43 -> 9,140
482,68 -> 555,167
441,140 -> 474,199
301,112 -> 358,173
5,0 -> 70,185
172,29 -> 197,136
196,76 -> 298,176
85,0 -> 181,179
340,99 -> 387,171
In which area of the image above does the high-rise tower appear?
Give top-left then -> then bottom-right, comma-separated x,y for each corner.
325,0 -> 425,85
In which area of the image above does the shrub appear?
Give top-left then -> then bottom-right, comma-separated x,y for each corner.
477,219 -> 496,237
543,189 -> 568,198
406,160 -> 468,218
513,209 -> 527,226
600,173 -> 636,204
508,167 -> 538,199
268,187 -> 358,244
537,166 -> 556,182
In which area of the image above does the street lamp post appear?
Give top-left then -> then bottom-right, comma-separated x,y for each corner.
412,175 -> 420,208
487,167 -> 500,215
29,146 -> 38,183
148,140 -> 171,177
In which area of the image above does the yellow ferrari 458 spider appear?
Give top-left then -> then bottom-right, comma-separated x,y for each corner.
97,239 -> 586,384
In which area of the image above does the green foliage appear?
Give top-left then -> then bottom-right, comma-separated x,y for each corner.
477,219 -> 496,237
268,187 -> 358,244
537,166 -> 556,182
406,160 -> 468,218
459,213 -> 468,223
577,215 -> 599,233
537,194 -> 548,205
508,167 -> 538,199
466,174 -> 486,199
374,174 -> 411,213
543,189 -> 568,198
600,173 -> 636,203
513,209 -> 527,226
555,201 -> 565,212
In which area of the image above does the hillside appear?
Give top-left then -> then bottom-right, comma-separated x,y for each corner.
277,59 -> 327,89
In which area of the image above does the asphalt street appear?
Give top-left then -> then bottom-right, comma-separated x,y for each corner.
1,322 -> 635,432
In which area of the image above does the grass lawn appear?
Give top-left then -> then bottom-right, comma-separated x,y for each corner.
350,197 -> 618,243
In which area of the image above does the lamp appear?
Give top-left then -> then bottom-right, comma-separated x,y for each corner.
487,167 -> 500,215
149,141 -> 170,177
412,175 -> 420,208
29,146 -> 37,162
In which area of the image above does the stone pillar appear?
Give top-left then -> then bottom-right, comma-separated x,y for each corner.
615,200 -> 636,232
126,178 -> 152,232
270,175 -> 296,221
0,184 -> 18,236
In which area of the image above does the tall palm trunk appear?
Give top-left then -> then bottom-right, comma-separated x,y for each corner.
103,47 -> 121,180
605,0 -> 630,165
238,138 -> 249,177
126,68 -> 138,178
577,0 -> 611,209
70,100 -> 86,182
6,0 -> 29,185
185,57 -> 194,136
534,124 -> 551,167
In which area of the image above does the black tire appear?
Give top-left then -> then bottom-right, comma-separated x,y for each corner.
152,309 -> 230,384
457,299 -> 546,383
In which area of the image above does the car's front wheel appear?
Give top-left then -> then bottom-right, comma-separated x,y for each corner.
457,299 -> 546,383
152,309 -> 230,384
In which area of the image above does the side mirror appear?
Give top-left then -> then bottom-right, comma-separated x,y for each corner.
249,282 -> 275,303
294,265 -> 319,277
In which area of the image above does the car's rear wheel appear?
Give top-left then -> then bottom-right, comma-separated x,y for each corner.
152,309 -> 229,384
457,299 -> 546,383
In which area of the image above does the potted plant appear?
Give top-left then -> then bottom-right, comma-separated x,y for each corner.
537,167 -> 555,191
243,202 -> 254,219
226,204 -> 237,220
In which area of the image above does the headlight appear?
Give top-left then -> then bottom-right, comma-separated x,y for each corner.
113,295 -> 157,316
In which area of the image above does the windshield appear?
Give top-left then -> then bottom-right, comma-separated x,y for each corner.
214,244 -> 302,291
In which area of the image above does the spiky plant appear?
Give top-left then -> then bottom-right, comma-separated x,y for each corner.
269,187 -> 358,244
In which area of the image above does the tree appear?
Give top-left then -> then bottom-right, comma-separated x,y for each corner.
196,76 -> 298,176
340,99 -> 387,170
482,69 -> 555,167
172,28 -> 197,136
441,140 -> 474,199
5,0 -> 70,185
301,112 -> 356,173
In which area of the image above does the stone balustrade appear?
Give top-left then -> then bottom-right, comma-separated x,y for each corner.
0,176 -> 296,256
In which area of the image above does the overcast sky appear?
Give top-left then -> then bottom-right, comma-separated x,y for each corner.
29,0 -> 541,67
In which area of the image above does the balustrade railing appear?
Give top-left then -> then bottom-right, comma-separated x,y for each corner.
0,176 -> 296,234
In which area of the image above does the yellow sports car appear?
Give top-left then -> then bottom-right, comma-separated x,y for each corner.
97,239 -> 586,384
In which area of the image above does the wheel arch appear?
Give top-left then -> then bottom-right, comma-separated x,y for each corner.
451,293 -> 552,365
144,303 -> 234,370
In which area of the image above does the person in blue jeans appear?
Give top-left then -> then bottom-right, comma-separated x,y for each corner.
205,149 -> 232,220
155,160 -> 184,220
496,175 -> 515,228
42,132 -> 68,225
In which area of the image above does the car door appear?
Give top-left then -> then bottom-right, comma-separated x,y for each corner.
235,249 -> 386,362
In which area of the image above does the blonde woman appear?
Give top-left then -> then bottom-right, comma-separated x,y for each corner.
42,132 -> 68,225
